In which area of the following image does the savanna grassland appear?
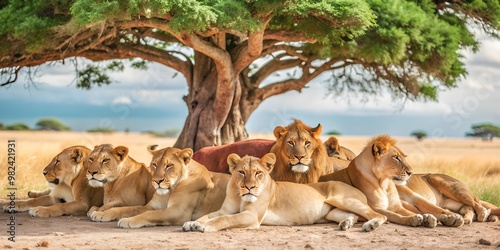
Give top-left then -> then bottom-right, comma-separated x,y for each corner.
1,131 -> 499,205
0,131 -> 499,250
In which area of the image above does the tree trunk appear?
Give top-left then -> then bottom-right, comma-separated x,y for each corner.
174,52 -> 254,151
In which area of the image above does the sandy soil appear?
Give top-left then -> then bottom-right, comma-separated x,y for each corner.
1,212 -> 499,249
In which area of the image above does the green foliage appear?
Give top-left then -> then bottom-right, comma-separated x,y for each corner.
410,130 -> 427,140
36,118 -> 71,131
466,123 -> 500,140
325,130 -> 341,136
143,129 -> 180,138
87,127 -> 116,133
76,61 -> 125,90
4,123 -> 30,130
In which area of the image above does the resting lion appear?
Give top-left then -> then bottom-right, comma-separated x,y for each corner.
4,146 -> 104,217
319,135 -> 464,227
397,173 -> 498,224
323,136 -> 356,161
270,119 -> 348,183
88,146 -> 230,228
85,144 -> 155,216
182,153 -> 387,232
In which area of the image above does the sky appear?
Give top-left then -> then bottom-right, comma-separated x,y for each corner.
1,36 -> 499,138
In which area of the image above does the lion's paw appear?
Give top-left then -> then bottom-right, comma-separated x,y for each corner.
3,204 -> 17,213
362,219 -> 381,232
86,206 -> 100,217
421,214 -> 437,228
117,218 -> 144,229
487,215 -> 498,222
89,211 -> 114,222
338,218 -> 354,231
29,207 -> 51,217
182,221 -> 215,232
439,214 -> 464,227
476,208 -> 491,222
409,214 -> 423,227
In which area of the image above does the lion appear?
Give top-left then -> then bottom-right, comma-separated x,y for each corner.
87,146 -> 230,228
397,173 -> 498,224
270,119 -> 348,183
323,136 -> 356,161
85,144 -> 155,216
4,146 -> 104,217
182,153 -> 387,233
319,135 -> 464,227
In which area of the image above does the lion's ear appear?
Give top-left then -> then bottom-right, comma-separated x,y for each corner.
147,145 -> 159,155
69,147 -> 87,163
273,126 -> 287,140
372,142 -> 388,159
311,123 -> 322,138
325,136 -> 340,151
227,153 -> 241,174
259,153 -> 276,173
112,146 -> 129,161
179,148 -> 193,164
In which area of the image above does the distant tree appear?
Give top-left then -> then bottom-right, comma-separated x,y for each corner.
5,123 -> 30,130
36,118 -> 71,131
466,123 -> 500,141
144,129 -> 180,138
326,130 -> 342,136
411,130 -> 427,140
87,127 -> 116,133
0,123 -> 3,130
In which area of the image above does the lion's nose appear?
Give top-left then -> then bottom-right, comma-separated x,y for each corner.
88,171 -> 98,176
154,179 -> 163,185
295,155 -> 305,160
244,185 -> 255,191
406,170 -> 412,176
43,171 -> 48,176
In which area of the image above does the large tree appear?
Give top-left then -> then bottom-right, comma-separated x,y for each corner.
1,0 -> 499,150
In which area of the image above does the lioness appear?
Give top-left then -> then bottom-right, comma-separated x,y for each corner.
319,135 -> 464,227
270,119 -> 348,183
323,136 -> 356,161
85,144 -> 155,215
182,153 -> 387,232
9,146 -> 104,217
88,146 -> 230,228
397,173 -> 498,224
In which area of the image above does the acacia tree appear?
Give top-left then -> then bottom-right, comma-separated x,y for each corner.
1,1 -> 499,150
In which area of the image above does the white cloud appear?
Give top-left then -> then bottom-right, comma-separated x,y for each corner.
112,96 -> 132,105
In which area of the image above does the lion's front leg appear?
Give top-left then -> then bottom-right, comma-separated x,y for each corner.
89,205 -> 152,222
28,189 -> 51,198
183,210 -> 260,232
4,195 -> 56,213
29,199 -> 89,217
117,209 -> 165,229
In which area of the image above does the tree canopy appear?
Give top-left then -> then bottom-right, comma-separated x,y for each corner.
466,123 -> 500,140
36,118 -> 71,131
410,130 -> 427,140
1,0 -> 500,150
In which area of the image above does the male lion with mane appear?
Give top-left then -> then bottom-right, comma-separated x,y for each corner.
270,119 -> 348,183
320,135 -> 464,227
182,153 -> 387,232
88,146 -> 230,228
3,146 -> 104,217
86,144 -> 155,218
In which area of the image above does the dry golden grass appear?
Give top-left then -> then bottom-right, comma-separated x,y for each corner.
0,131 -> 499,205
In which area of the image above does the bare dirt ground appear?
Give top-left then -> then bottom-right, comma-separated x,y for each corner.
1,212 -> 499,249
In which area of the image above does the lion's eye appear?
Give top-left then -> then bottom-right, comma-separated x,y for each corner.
287,141 -> 294,147
238,170 -> 245,176
166,164 -> 173,170
88,158 -> 94,163
151,163 -> 157,169
102,159 -> 110,164
305,141 -> 311,147
393,155 -> 400,161
255,171 -> 263,176
55,159 -> 60,166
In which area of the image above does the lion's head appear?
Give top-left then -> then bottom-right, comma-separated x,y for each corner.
270,119 -> 330,183
367,135 -> 413,185
43,146 -> 90,188
86,144 -> 130,187
323,136 -> 356,161
227,153 -> 276,203
147,145 -> 192,196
